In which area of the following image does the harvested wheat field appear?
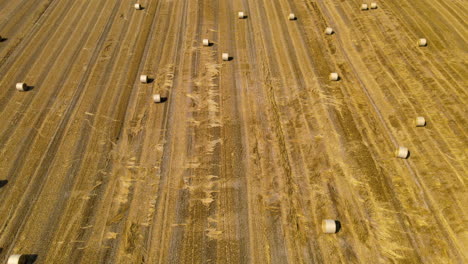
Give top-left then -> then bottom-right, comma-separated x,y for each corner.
0,0 -> 467,263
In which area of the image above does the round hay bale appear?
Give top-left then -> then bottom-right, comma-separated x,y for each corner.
370,3 -> 378,9
153,94 -> 161,103
222,53 -> 230,61
202,39 -> 210,46
361,4 -> 369,10
16,83 -> 27,91
324,27 -> 334,35
418,38 -> 427,47
140,75 -> 148,83
395,147 -> 409,159
134,4 -> 142,10
7,255 -> 23,264
238,12 -> 245,19
329,73 -> 339,81
322,220 -> 338,234
288,13 -> 296,20
415,117 -> 426,127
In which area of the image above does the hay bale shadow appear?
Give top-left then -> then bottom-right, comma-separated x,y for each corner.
335,220 -> 342,233
0,180 -> 7,188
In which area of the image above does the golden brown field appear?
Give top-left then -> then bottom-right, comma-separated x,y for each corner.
0,0 -> 466,263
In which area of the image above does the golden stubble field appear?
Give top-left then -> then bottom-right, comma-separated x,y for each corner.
0,0 -> 466,263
